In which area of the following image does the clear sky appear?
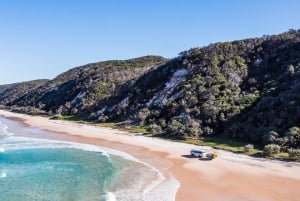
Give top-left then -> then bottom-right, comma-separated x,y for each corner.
1,0 -> 300,84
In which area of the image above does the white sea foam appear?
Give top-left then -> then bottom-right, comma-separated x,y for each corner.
1,136 -> 109,157
98,145 -> 179,201
0,172 -> 6,178
105,192 -> 116,201
0,121 -> 14,138
0,147 -> 4,152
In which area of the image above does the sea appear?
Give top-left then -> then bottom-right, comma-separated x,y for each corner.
0,116 -> 174,201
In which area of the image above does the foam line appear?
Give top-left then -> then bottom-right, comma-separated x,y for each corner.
0,172 -> 6,178
105,192 -> 116,201
0,121 -> 14,138
2,136 -> 110,157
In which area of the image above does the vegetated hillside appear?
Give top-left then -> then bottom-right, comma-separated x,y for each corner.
4,56 -> 167,115
0,30 -> 299,155
88,30 -> 300,152
0,79 -> 48,106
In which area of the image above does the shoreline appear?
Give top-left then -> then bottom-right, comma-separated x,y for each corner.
0,112 -> 179,201
1,110 -> 300,201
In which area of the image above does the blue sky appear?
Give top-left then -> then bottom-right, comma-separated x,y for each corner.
1,0 -> 300,84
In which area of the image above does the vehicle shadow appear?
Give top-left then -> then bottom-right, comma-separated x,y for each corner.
181,154 -> 197,158
198,158 -> 212,161
181,155 -> 213,161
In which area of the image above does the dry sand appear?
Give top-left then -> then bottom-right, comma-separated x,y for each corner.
1,110 -> 300,201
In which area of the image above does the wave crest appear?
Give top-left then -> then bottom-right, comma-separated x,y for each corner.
0,121 -> 14,139
1,136 -> 110,158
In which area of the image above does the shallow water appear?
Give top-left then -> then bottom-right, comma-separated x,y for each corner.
0,116 -> 163,201
0,147 -> 115,200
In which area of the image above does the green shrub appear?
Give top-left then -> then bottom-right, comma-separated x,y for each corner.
244,144 -> 254,152
147,123 -> 162,134
288,148 -> 300,161
166,120 -> 186,137
264,144 -> 281,156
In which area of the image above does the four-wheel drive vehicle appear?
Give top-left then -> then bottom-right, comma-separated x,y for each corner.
190,149 -> 218,160
190,149 -> 204,157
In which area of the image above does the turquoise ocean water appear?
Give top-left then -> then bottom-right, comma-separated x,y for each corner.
0,116 -> 161,201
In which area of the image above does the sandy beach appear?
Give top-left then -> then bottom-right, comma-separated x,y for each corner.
1,110 -> 300,201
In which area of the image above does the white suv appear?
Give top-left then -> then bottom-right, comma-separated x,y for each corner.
190,149 -> 203,157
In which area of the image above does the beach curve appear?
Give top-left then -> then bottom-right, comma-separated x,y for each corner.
1,110 -> 300,201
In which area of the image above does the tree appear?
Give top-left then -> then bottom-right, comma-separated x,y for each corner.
137,108 -> 150,125
287,64 -> 295,75
166,119 -> 186,138
263,131 -> 279,145
285,127 -> 300,148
